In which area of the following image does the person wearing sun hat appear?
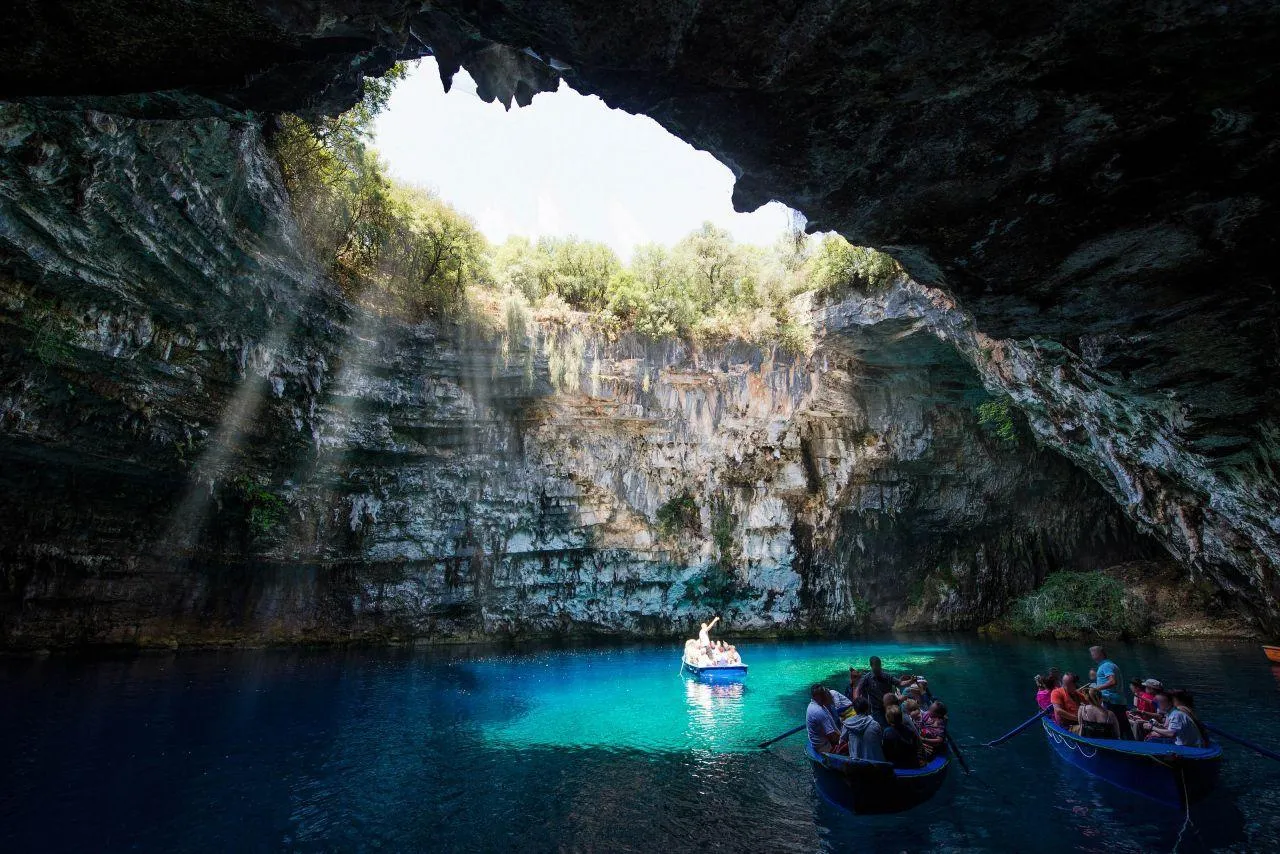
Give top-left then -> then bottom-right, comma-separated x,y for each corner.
1125,677 -> 1162,737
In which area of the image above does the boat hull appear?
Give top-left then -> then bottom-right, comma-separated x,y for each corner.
1041,718 -> 1221,807
805,742 -> 949,814
681,659 -> 748,682
1263,645 -> 1280,664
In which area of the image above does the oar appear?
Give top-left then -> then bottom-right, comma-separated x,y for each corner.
1205,723 -> 1280,763
759,724 -> 805,749
945,730 -> 972,774
984,708 -> 1050,747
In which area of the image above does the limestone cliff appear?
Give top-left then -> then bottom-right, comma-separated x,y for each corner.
3,0 -> 1276,639
0,105 -> 1155,648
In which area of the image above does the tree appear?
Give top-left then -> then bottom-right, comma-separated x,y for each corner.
382,186 -> 487,319
805,233 -> 901,297
673,222 -> 743,310
535,237 -> 620,311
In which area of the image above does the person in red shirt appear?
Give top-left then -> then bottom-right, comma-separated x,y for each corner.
1126,677 -> 1161,738
1049,672 -> 1085,727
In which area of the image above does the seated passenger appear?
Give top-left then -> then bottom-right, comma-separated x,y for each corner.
1035,675 -> 1053,711
881,705 -> 922,769
1050,672 -> 1085,728
1133,679 -> 1160,716
1142,690 -> 1204,747
846,667 -> 864,700
916,678 -> 935,708
806,685 -> 845,753
902,698 -> 922,727
920,701 -> 949,754
844,696 -> 885,762
1074,688 -> 1122,739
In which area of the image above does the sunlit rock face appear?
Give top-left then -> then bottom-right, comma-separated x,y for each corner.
0,106 -> 1154,647
2,1 -> 1276,634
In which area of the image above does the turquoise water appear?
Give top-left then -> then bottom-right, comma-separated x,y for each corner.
3,637 -> 1279,852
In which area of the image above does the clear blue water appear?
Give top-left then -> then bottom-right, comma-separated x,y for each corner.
3,637 -> 1279,852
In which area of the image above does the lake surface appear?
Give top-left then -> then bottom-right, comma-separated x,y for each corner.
3,637 -> 1279,852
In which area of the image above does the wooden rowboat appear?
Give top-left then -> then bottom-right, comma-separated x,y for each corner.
681,656 -> 748,681
1263,645 -> 1280,664
1041,717 -> 1222,807
805,741 -> 950,814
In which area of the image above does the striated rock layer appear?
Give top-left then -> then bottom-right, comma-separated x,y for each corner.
2,1 -> 1276,635
0,106 -> 1154,648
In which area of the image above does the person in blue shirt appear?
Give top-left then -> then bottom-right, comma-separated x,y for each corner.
806,685 -> 845,753
1090,645 -> 1132,739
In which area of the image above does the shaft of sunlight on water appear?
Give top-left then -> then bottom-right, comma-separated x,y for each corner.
475,642 -> 947,751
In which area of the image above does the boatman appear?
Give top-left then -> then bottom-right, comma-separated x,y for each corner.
855,656 -> 897,725
1089,645 -> 1132,739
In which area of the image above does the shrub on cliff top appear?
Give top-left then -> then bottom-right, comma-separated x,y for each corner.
1006,571 -> 1151,639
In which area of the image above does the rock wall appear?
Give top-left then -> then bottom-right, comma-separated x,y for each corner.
2,1 -> 1274,628
0,105 -> 1157,649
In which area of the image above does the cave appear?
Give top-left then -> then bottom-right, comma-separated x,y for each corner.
2,1 -> 1275,647
3,3 -> 1279,850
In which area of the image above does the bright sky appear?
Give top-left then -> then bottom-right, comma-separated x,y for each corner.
373,59 -> 794,260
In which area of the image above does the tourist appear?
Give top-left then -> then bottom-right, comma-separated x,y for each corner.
847,667 -> 864,699
1074,688 -> 1122,739
1090,645 -> 1132,739
1050,672 -> 1085,727
916,677 -> 934,707
901,696 -> 921,737
1035,674 -> 1053,711
920,701 -> 948,754
698,615 -> 720,648
1142,690 -> 1205,747
856,656 -> 897,724
882,705 -> 922,769
806,685 -> 844,753
902,697 -> 922,726
1127,678 -> 1159,723
844,696 -> 885,762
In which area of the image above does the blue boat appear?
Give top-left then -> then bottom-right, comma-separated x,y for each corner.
805,741 -> 950,814
681,656 -> 748,682
1041,717 -> 1222,806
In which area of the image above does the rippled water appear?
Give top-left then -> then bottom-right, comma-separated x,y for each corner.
3,637 -> 1279,852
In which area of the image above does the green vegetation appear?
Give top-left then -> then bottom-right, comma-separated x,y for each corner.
656,493 -> 699,538
1006,571 -> 1151,639
272,69 -> 903,347
806,234 -> 902,298
231,476 -> 287,539
709,498 -> 738,569
271,63 -> 485,319
681,566 -> 760,609
976,395 -> 1019,443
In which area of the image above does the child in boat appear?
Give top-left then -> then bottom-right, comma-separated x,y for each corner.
1035,675 -> 1053,711
920,701 -> 948,753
